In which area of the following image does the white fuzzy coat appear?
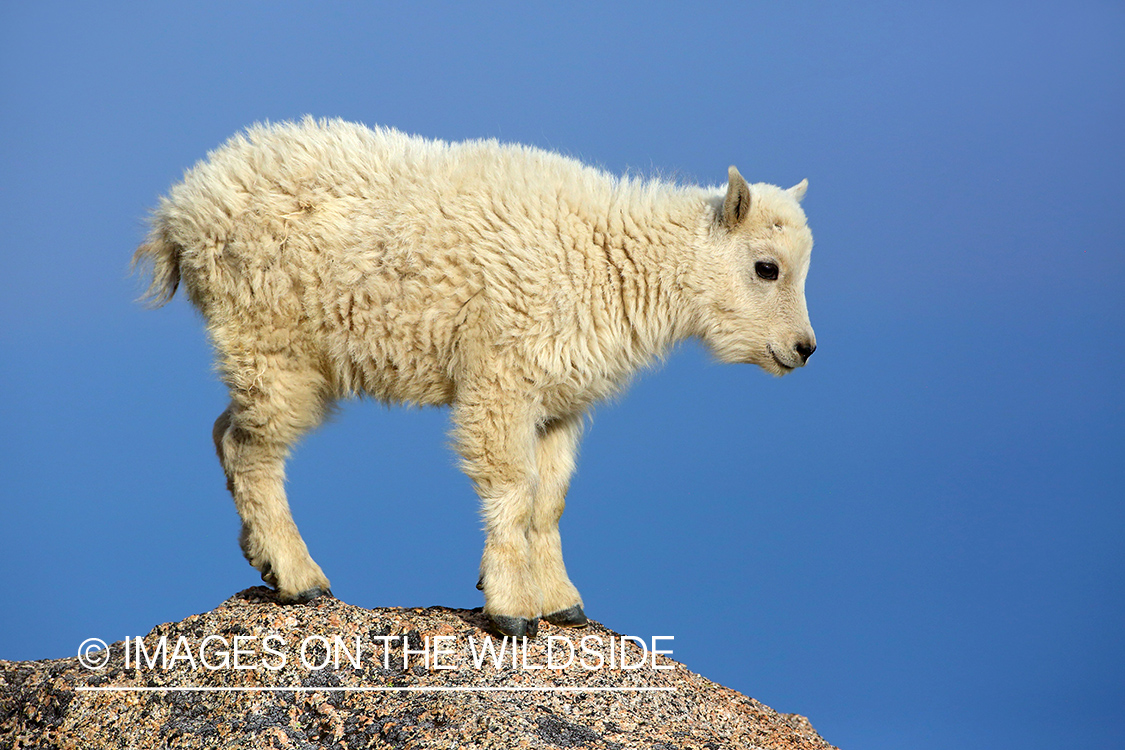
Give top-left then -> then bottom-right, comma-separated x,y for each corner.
135,117 -> 815,636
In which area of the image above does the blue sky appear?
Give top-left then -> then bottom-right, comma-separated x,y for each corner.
1,3 -> 1122,748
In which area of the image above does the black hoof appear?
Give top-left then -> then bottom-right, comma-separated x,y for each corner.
544,605 -> 587,628
282,586 -> 331,604
489,615 -> 539,638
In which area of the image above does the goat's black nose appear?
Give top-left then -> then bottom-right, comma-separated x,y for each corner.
795,341 -> 816,363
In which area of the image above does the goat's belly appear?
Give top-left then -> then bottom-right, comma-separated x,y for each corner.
319,303 -> 458,405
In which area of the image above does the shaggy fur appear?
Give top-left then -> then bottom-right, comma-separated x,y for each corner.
134,117 -> 816,634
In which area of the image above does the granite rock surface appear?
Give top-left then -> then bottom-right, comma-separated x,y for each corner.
0,588 -> 838,749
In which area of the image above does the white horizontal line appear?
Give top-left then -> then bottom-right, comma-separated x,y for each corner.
77,686 -> 675,693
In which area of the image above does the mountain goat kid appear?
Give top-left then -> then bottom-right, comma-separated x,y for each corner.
134,118 -> 816,637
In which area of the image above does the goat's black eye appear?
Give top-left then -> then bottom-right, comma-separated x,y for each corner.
755,261 -> 779,281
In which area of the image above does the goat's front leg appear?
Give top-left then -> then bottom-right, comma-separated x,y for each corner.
531,415 -> 587,627
453,392 -> 543,638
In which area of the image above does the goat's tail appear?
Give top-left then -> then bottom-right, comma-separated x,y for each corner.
131,229 -> 182,308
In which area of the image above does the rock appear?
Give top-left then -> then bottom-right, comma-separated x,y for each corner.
0,588 -> 838,749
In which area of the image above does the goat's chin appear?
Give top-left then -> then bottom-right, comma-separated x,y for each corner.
710,350 -> 785,376
707,343 -> 794,376
762,344 -> 797,376
762,360 -> 794,377
709,350 -> 783,376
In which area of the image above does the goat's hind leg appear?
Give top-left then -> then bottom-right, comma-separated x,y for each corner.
212,365 -> 331,602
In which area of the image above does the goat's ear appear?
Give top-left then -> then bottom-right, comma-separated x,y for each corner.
722,166 -> 752,228
789,178 -> 808,203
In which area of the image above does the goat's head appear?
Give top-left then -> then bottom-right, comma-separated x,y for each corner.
694,166 -> 815,376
